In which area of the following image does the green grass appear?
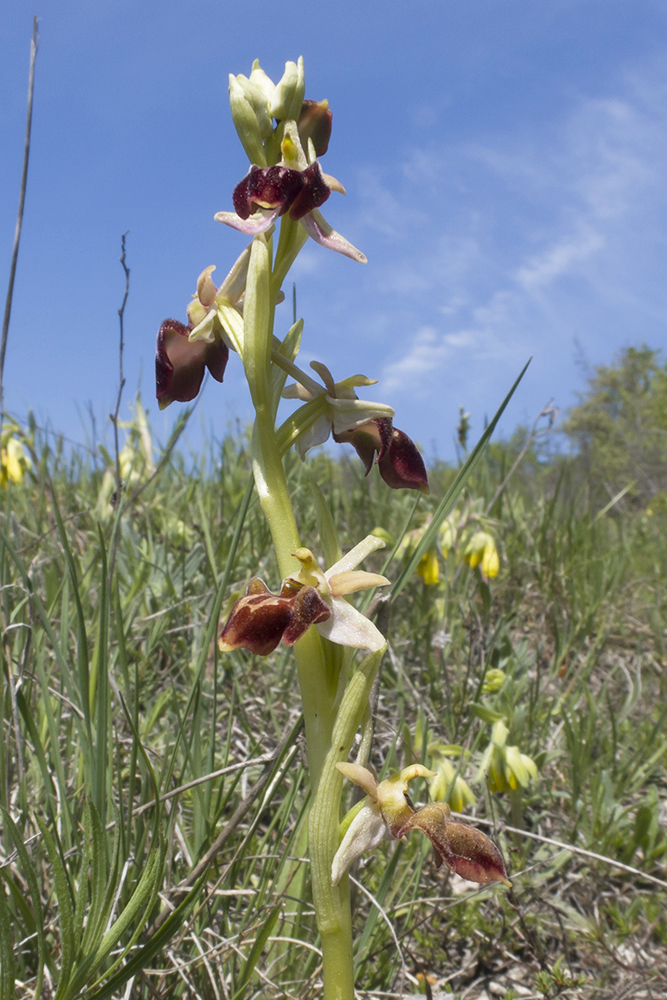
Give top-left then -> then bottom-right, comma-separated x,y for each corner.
0,408 -> 665,1000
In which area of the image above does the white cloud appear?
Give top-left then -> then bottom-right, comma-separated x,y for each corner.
366,57 -> 667,418
515,229 -> 605,291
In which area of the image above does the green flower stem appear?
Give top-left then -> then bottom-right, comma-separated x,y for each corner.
243,223 -> 370,1000
244,236 -> 272,412
309,647 -> 385,1000
271,215 -> 309,300
319,896 -> 355,1000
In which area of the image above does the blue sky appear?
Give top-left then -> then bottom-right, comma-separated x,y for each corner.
2,0 -> 666,462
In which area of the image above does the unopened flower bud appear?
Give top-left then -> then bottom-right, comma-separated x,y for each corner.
228,74 -> 268,166
298,99 -> 332,158
249,60 -> 276,106
270,57 -> 305,121
235,74 -> 273,139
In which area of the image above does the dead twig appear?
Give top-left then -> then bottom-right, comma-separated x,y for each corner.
0,17 -> 39,421
110,231 -> 130,507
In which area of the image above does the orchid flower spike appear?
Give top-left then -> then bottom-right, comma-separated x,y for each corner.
219,534 -> 390,655
332,762 -> 511,888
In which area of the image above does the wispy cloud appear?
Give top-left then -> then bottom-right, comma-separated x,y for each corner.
356,57 -> 667,435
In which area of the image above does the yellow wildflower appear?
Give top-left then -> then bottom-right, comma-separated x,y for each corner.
477,720 -> 538,793
0,433 -> 29,487
418,548 -> 440,585
429,754 -> 476,812
464,530 -> 499,579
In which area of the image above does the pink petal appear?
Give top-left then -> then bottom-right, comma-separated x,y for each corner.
300,209 -> 367,263
214,208 -> 280,235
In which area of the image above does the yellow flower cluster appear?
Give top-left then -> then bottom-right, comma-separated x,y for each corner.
463,530 -> 499,578
477,720 -> 538,794
388,499 -> 501,586
428,745 -> 477,812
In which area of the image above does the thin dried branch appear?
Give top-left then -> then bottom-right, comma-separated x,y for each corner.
0,17 -> 39,420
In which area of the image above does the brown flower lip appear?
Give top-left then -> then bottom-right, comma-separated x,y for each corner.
232,161 -> 331,223
398,803 -> 511,886
334,417 -> 429,493
155,319 -> 229,410
218,577 -> 331,657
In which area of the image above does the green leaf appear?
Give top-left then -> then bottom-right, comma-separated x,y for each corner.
92,527 -> 110,823
470,704 -> 506,724
79,801 -> 111,957
37,818 -> 75,1000
69,839 -> 166,998
271,318 -> 303,415
15,691 -> 56,816
306,472 -> 342,568
3,810 -> 46,999
232,903 -> 281,1000
0,878 -> 14,1000
50,484 -> 93,753
82,874 -> 207,1000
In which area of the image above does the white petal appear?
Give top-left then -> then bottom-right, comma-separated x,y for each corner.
282,382 -> 315,401
294,414 -> 332,459
328,570 -> 390,596
188,308 -> 217,344
326,535 -> 386,577
217,244 -> 251,307
336,763 -> 379,799
316,596 -> 387,652
197,266 -> 218,308
328,396 -> 395,435
309,360 -> 336,393
331,804 -> 387,886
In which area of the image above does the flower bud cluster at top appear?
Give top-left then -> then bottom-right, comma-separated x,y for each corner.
216,58 -> 366,261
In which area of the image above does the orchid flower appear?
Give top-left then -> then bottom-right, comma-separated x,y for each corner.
219,534 -> 390,655
476,720 -> 539,794
0,424 -> 30,488
334,417 -> 429,493
281,360 -> 429,492
282,361 -> 395,458
186,245 -> 251,353
155,246 -> 253,409
218,577 -> 331,656
332,762 -> 511,888
216,116 -> 366,264
155,319 -> 229,410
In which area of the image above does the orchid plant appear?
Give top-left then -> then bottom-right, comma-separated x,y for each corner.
156,57 -> 509,1000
